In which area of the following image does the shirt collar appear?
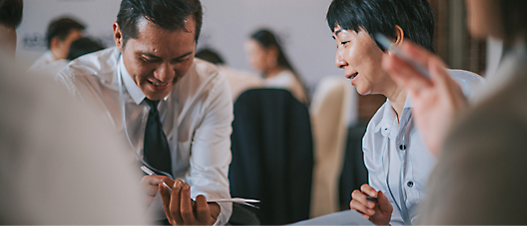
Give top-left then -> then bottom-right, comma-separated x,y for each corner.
119,55 -> 146,105
376,95 -> 413,136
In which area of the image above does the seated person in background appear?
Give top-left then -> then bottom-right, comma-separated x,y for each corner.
383,0 -> 527,224
0,0 -> 145,224
32,37 -> 105,77
196,48 -> 262,100
245,29 -> 309,105
57,0 -> 232,225
29,17 -> 84,71
0,0 -> 20,58
326,0 -> 484,224
66,37 -> 104,61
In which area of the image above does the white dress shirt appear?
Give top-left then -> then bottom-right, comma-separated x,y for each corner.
58,47 -> 233,225
263,69 -> 308,104
28,51 -> 70,78
29,51 -> 56,69
362,69 -> 484,225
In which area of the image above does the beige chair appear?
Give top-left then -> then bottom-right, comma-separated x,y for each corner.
309,76 -> 357,217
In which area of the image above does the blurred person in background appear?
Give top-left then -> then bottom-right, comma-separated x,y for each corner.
0,0 -> 146,224
383,0 -> 527,224
245,28 -> 309,105
29,17 -> 84,71
66,36 -> 104,61
32,37 -> 105,77
326,0 -> 484,224
0,0 -> 22,57
196,48 -> 262,100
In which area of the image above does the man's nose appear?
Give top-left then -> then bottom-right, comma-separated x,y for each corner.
154,63 -> 174,82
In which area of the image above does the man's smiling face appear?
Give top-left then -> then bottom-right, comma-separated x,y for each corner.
116,16 -> 196,100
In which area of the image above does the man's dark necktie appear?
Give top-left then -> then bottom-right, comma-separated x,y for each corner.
143,98 -> 172,176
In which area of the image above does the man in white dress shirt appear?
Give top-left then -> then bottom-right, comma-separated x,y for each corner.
29,17 -> 84,73
58,0 -> 232,225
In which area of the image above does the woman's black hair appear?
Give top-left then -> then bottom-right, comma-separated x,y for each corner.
251,29 -> 297,74
326,0 -> 435,53
250,29 -> 309,103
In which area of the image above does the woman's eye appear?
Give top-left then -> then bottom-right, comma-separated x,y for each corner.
341,41 -> 349,45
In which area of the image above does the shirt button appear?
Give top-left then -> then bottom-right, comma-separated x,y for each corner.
399,144 -> 406,150
407,181 -> 414,187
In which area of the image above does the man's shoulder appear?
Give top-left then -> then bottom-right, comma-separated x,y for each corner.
60,47 -> 120,80
183,58 -> 225,90
192,58 -> 221,80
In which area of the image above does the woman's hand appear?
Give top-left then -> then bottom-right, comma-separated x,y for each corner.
382,41 -> 468,156
350,184 -> 393,225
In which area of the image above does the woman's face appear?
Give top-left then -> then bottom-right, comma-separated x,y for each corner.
333,25 -> 389,95
245,39 -> 270,73
466,0 -> 502,39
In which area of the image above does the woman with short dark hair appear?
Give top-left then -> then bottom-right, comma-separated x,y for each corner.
326,0 -> 484,224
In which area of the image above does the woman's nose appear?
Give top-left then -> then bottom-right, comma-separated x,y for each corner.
335,48 -> 347,69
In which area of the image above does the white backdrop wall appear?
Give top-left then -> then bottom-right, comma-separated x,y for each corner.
197,0 -> 344,93
16,0 -> 345,94
16,0 -> 122,67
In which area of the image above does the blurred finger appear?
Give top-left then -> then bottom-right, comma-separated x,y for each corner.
350,199 -> 374,216
360,184 -> 378,198
159,183 -> 175,225
195,195 -> 212,222
169,180 -> 184,224
162,177 -> 175,188
180,183 -> 195,223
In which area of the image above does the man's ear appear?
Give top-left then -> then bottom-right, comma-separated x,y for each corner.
50,36 -> 61,49
113,22 -> 124,51
394,25 -> 404,47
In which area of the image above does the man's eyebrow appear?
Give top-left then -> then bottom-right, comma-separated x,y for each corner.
139,52 -> 161,59
175,52 -> 193,59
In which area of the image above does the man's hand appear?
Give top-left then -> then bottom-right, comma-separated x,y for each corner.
159,180 -> 221,225
141,175 -> 174,206
350,184 -> 393,225
382,40 -> 468,156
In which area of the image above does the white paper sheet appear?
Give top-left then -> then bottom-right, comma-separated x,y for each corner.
291,210 -> 374,225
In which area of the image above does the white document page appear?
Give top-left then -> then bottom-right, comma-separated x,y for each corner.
289,210 -> 375,226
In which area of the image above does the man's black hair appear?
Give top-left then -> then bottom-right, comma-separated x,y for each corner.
46,17 -> 85,50
0,0 -> 23,29
117,0 -> 203,48
67,37 -> 104,61
327,0 -> 435,53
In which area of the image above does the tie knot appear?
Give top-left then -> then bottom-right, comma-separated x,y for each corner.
144,98 -> 160,111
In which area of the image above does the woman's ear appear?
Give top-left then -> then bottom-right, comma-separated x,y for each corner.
394,25 -> 405,47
